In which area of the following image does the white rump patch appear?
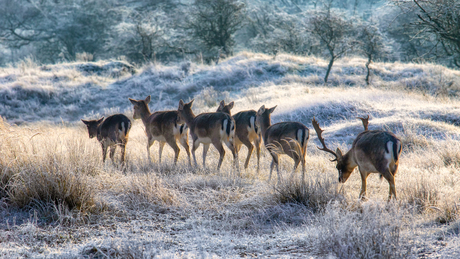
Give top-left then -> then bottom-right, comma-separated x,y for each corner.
173,124 -> 180,136
220,119 -> 228,138
296,129 -> 303,147
385,141 -> 393,168
248,116 -> 256,133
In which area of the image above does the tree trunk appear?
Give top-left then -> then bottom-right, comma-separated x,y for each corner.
324,56 -> 334,83
365,54 -> 372,85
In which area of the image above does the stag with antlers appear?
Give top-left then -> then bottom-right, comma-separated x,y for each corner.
312,117 -> 401,200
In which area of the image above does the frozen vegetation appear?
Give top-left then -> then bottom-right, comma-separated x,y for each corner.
1,52 -> 460,258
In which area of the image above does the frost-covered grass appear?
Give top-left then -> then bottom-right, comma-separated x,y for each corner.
1,52 -> 460,257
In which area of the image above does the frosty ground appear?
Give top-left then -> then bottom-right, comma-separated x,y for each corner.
1,53 -> 460,258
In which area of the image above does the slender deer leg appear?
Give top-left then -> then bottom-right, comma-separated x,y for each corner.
268,153 -> 279,183
382,171 -> 397,201
202,143 -> 211,168
359,170 -> 369,200
159,141 -> 166,163
147,137 -> 154,162
255,137 -> 261,174
180,138 -> 192,166
102,143 -> 108,163
224,139 -> 239,172
192,139 -> 199,167
241,139 -> 253,169
166,138 -> 180,165
109,145 -> 116,163
213,141 -> 225,170
120,144 -> 126,164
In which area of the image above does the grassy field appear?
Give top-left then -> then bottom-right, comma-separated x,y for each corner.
1,53 -> 460,258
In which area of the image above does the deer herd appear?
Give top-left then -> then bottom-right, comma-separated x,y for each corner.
82,96 -> 402,201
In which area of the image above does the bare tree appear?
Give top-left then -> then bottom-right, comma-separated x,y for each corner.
188,0 -> 245,57
412,0 -> 460,67
357,23 -> 390,85
308,9 -> 356,83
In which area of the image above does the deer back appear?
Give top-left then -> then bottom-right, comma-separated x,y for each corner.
232,110 -> 259,143
191,112 -> 235,140
145,110 -> 183,138
264,122 -> 309,151
97,114 -> 131,143
351,130 -> 401,174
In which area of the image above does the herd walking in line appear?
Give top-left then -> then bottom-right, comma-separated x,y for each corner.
82,96 -> 402,201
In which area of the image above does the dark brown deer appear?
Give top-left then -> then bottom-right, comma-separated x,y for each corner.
178,99 -> 238,171
216,100 -> 261,172
256,105 -> 309,183
81,114 -> 131,164
129,96 -> 191,165
311,117 -> 401,200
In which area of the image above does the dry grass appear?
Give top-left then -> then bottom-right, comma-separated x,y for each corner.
2,53 -> 460,257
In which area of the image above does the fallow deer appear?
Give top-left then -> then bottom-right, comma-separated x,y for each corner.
178,99 -> 238,171
129,96 -> 191,165
311,117 -> 401,200
256,105 -> 309,183
216,100 -> 262,172
81,114 -> 131,164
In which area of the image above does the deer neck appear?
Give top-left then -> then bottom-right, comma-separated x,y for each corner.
140,107 -> 152,126
343,150 -> 358,171
259,116 -> 271,141
181,109 -> 196,126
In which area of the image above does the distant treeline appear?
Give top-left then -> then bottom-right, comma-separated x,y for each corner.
0,0 -> 458,68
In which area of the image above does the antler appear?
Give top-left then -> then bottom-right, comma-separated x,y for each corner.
311,117 -> 337,161
357,115 -> 369,131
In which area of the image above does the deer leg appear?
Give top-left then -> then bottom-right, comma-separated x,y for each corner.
268,152 -> 279,183
202,143 -> 210,168
120,144 -> 126,164
241,139 -> 253,170
180,137 -> 192,166
101,143 -> 108,163
224,139 -> 239,172
359,171 -> 369,200
159,141 -> 166,164
191,139 -> 199,167
166,138 -> 180,165
109,145 -> 116,163
147,137 -> 155,162
255,137 -> 261,174
382,171 -> 397,201
213,141 -> 225,171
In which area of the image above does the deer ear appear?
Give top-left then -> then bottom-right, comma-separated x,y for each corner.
268,105 -> 277,114
257,105 -> 266,116
218,100 -> 225,110
145,95 -> 151,104
336,148 -> 343,160
129,98 -> 137,105
97,117 -> 104,124
188,99 -> 194,107
178,99 -> 185,110
228,101 -> 234,110
81,119 -> 89,125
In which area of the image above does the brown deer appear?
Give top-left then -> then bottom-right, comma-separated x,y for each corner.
311,117 -> 401,200
256,105 -> 309,183
178,99 -> 238,171
81,114 -> 131,164
216,100 -> 262,172
129,96 -> 191,165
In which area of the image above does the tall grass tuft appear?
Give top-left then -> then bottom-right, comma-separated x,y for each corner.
272,172 -> 346,212
0,121 -> 100,222
314,201 -> 412,258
